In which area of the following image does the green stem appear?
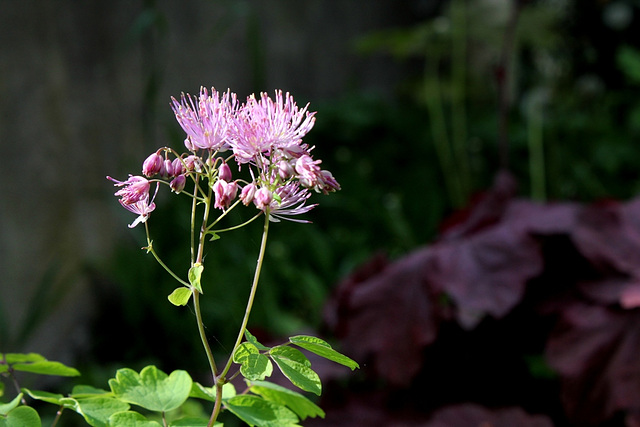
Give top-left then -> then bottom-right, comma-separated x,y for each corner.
528,101 -> 546,200
143,224 -> 190,287
194,289 -> 218,379
451,0 -> 470,201
210,213 -> 270,424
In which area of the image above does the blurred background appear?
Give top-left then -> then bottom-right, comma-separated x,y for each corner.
2,0 -> 640,425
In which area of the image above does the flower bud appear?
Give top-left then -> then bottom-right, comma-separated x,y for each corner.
240,183 -> 257,205
278,160 -> 294,180
170,174 -> 186,193
142,152 -> 163,177
253,187 -> 273,211
172,158 -> 185,176
213,179 -> 238,210
162,159 -> 174,178
219,162 -> 232,182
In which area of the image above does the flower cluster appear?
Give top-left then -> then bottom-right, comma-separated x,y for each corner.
108,87 -> 339,227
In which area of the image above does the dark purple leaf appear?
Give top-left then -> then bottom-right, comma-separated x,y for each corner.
427,216 -> 544,329
325,247 -> 441,386
425,403 -> 554,427
545,302 -> 640,425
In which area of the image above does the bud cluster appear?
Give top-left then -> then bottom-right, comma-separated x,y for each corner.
109,87 -> 340,226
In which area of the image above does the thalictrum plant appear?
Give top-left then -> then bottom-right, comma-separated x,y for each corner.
1,88 -> 358,427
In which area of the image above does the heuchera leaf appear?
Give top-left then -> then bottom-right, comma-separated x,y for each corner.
289,336 -> 358,370
168,287 -> 192,306
269,347 -> 321,395
250,380 -> 325,420
544,302 -> 640,425
225,395 -> 300,427
188,263 -> 204,293
108,366 -> 192,412
0,405 -> 41,427
425,403 -> 554,427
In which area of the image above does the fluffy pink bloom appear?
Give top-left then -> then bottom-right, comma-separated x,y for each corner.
171,87 -> 237,151
229,91 -> 316,163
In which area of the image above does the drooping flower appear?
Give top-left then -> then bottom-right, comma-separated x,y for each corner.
170,174 -> 186,193
240,183 -> 257,205
119,197 -> 157,228
108,175 -> 151,205
142,152 -> 163,177
266,182 -> 317,223
171,87 -> 237,151
213,179 -> 238,210
107,175 -> 158,227
253,187 -> 273,211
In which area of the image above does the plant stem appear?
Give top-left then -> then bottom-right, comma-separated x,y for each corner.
209,213 -> 270,425
194,289 -> 218,379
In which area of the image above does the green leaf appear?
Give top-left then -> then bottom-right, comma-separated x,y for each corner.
188,264 -> 204,293
108,366 -> 192,412
0,381 -> 4,397
269,347 -> 321,396
244,330 -> 270,351
289,336 -> 359,370
225,395 -> 299,427
2,353 -> 45,364
70,385 -> 111,398
250,381 -> 325,420
189,382 -> 236,402
241,354 -> 273,381
74,397 -> 131,427
107,411 -> 162,427
208,232 -> 220,242
2,353 -> 79,377
168,287 -> 192,306
233,342 -> 272,381
169,417 -> 220,426
0,394 -> 22,416
22,389 -> 69,406
0,405 -> 41,427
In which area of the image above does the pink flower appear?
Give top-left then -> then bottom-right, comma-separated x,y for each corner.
170,175 -> 186,193
108,175 -> 151,205
267,182 -> 316,223
119,197 -> 157,228
240,183 -> 257,205
107,175 -> 158,227
218,162 -> 232,182
142,152 -> 163,177
171,87 -> 237,151
229,91 -> 316,163
253,187 -> 273,211
213,179 -> 238,210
